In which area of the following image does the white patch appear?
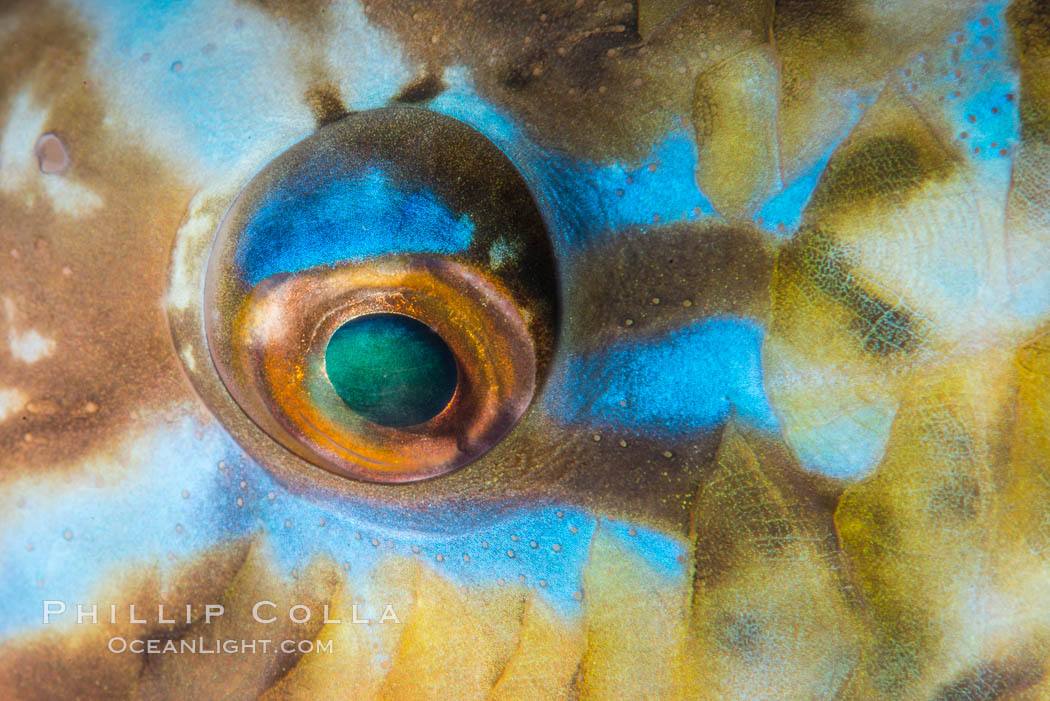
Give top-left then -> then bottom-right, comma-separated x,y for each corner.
166,169 -> 256,312
3,297 -> 56,364
180,345 -> 196,372
247,290 -> 290,347
67,0 -> 317,179
765,337 -> 899,480
488,236 -> 519,269
0,88 -> 104,217
0,388 -> 28,422
0,90 -> 48,194
42,175 -> 103,216
324,0 -> 413,109
847,171 -> 1018,348
166,196 -> 223,312
9,329 -> 56,364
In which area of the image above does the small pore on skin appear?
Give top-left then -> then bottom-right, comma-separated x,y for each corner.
35,133 -> 69,174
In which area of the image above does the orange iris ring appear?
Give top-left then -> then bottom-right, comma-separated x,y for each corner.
229,256 -> 536,483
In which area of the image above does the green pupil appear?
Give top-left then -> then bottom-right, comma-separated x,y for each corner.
324,314 -> 458,427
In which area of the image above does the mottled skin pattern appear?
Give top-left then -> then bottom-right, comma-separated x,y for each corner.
2,0 -> 1050,699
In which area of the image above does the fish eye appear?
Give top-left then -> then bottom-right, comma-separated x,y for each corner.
203,107 -> 558,484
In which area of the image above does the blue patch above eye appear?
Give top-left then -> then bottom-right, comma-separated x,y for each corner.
235,166 -> 475,285
428,70 -> 718,254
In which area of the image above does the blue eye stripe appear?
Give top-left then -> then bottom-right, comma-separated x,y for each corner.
0,417 -> 690,633
235,166 -> 476,285
547,317 -> 780,437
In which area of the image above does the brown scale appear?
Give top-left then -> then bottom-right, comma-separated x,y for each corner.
564,222 -> 772,349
